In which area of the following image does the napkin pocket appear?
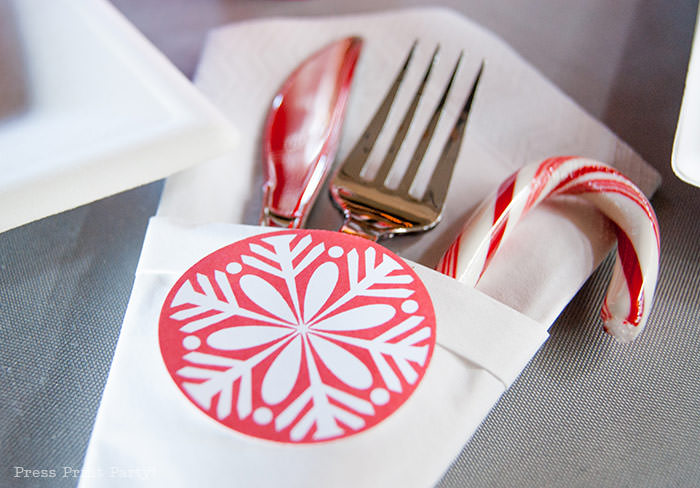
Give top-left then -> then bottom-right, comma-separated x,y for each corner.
79,217 -> 547,488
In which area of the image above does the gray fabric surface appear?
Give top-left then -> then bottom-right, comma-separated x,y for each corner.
1,0 -> 699,487
0,182 -> 163,487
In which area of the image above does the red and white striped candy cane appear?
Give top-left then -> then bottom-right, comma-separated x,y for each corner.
438,156 -> 660,343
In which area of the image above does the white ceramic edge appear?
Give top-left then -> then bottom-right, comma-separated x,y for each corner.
1,0 -> 239,233
671,5 -> 700,188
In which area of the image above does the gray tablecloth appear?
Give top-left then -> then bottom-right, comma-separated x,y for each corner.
1,0 -> 699,486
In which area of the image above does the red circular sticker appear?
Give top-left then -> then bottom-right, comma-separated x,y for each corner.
159,229 -> 436,443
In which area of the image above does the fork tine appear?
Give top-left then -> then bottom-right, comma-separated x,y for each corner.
337,41 -> 417,178
372,45 -> 440,187
422,61 -> 483,211
396,51 -> 464,196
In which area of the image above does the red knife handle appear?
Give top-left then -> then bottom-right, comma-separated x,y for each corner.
261,37 -> 362,228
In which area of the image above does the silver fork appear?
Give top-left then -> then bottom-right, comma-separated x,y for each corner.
329,42 -> 483,241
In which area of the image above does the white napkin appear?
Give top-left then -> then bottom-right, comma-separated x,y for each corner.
158,7 -> 660,326
79,218 -> 547,488
81,8 -> 662,487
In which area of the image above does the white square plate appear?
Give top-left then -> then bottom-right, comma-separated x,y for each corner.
0,0 -> 238,233
672,8 -> 700,187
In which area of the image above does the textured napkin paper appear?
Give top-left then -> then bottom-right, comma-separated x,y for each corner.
159,7 -> 660,325
81,8 -> 661,487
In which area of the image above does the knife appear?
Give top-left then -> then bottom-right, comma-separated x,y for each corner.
260,36 -> 363,228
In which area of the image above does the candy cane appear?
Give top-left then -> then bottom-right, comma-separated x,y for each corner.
438,156 -> 660,343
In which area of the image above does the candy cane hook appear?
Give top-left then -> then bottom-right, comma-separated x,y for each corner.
438,156 -> 660,343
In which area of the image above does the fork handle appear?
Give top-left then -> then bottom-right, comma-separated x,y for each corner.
339,217 -> 381,241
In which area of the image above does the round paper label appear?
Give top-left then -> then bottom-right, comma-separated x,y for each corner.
159,230 -> 435,443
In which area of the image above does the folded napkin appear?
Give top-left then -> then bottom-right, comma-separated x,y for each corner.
81,7 -> 661,487
158,7 -> 660,325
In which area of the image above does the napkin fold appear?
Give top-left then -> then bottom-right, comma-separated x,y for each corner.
158,7 -> 660,326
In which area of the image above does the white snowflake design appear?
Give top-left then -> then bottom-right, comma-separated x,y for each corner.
159,230 -> 435,443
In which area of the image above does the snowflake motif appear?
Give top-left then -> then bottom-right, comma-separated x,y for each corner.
158,230 -> 436,443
